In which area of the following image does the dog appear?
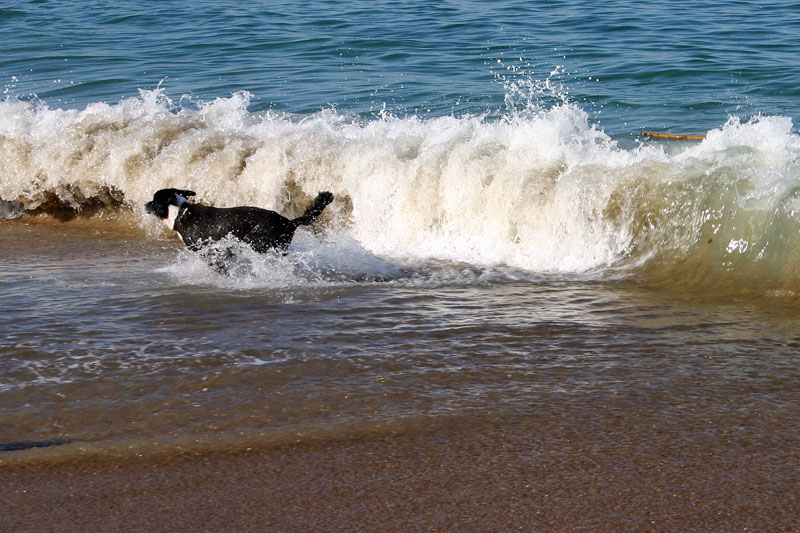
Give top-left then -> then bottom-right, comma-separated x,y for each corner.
145,188 -> 334,256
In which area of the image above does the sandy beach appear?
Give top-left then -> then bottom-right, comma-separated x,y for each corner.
4,3 -> 800,532
4,412 -> 799,532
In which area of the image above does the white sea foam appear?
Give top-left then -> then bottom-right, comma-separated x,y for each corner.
156,231 -> 407,290
2,91 -> 799,287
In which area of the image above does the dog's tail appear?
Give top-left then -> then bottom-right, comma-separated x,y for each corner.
291,192 -> 334,227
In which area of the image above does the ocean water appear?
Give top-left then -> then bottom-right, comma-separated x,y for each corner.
2,0 -> 800,464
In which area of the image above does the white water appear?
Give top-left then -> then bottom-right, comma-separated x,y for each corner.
2,90 -> 800,283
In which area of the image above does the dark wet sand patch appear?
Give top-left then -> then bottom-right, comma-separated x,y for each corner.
3,416 -> 799,531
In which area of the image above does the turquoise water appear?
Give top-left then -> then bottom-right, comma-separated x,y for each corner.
4,1 -> 800,134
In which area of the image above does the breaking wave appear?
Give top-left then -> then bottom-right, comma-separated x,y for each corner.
2,89 -> 800,298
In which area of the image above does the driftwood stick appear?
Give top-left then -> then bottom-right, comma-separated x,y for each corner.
641,131 -> 706,140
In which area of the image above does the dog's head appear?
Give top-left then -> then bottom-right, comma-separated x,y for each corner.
144,189 -> 196,219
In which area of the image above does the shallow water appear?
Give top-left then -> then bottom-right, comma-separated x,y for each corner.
2,217 -> 799,464
2,1 -> 800,464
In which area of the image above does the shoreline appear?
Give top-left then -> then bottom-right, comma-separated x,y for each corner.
4,417 -> 799,532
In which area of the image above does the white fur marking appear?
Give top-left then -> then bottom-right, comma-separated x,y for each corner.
165,193 -> 188,229
165,205 -> 180,229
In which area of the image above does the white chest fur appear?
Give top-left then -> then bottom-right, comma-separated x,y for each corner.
165,193 -> 189,230
166,204 -> 182,230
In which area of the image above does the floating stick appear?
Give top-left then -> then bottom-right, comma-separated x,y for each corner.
641,131 -> 706,140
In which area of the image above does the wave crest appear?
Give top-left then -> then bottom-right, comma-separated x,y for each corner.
2,91 -> 800,296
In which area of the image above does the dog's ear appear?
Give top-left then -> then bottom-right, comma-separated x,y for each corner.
178,189 -> 196,198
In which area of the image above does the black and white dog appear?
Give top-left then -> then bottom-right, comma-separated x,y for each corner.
145,188 -> 334,256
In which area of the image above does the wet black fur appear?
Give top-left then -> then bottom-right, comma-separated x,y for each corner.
145,188 -> 333,254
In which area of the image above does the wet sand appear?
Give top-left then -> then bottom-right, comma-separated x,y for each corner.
4,413 -> 799,532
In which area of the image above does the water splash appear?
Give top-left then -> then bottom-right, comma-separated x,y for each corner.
2,87 -> 800,297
